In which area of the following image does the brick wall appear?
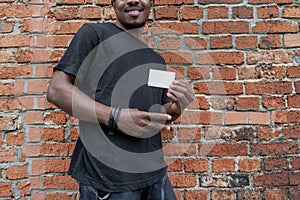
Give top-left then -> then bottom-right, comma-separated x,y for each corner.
0,0 -> 300,199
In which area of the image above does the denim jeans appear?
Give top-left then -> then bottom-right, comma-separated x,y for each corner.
79,174 -> 177,200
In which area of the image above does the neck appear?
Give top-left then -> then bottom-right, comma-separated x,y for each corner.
114,22 -> 144,39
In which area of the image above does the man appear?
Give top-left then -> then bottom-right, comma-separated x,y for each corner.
46,0 -> 194,198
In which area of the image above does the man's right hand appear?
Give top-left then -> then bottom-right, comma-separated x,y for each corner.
116,108 -> 172,138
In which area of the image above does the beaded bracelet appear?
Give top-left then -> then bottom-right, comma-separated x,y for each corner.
108,107 -> 121,129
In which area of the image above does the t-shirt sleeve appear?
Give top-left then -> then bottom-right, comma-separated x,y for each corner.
54,24 -> 99,76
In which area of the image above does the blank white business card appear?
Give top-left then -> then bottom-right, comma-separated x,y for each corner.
147,69 -> 175,89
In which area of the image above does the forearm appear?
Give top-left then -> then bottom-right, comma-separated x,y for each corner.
46,71 -> 111,125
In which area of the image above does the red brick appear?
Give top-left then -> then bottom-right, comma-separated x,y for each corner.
188,96 -> 210,110
162,52 -> 193,64
0,149 -> 15,163
0,20 -> 14,33
178,127 -> 201,140
180,6 -> 203,20
249,112 -> 270,125
0,65 -> 32,79
155,6 -> 178,20
282,125 -> 300,139
6,165 -> 28,180
44,111 -> 67,125
69,127 -> 79,141
152,22 -> 199,34
288,66 -> 300,78
79,6 -> 101,19
24,111 -> 43,124
207,6 -> 228,19
169,174 -> 197,188
225,112 -> 248,124
272,110 -> 300,123
185,159 -> 208,172
263,157 -> 287,171
57,0 -> 84,4
290,188 -> 300,200
232,6 -> 253,18
28,127 -> 42,142
290,171 -> 300,185
0,117 -> 15,131
167,66 -> 185,79
41,143 -> 74,156
22,144 -> 42,157
249,0 -> 292,4
6,132 -> 24,146
184,190 -> 208,200
237,190 -> 261,200
34,65 -> 54,78
203,126 -> 231,140
55,7 -> 78,20
205,143 -> 248,156
236,36 -> 258,49
236,97 -> 259,110
165,158 -> 183,172
103,7 -> 116,20
203,21 -> 249,34
212,158 -> 235,172
246,81 -> 292,95
36,35 -> 72,48
42,127 -> 65,141
263,96 -> 286,109
282,6 -> 300,18
211,190 -> 234,200
261,35 -> 282,49
0,50 -> 14,63
284,34 -> 300,47
197,52 -> 244,65
239,158 -> 260,172
251,141 -> 298,156
161,128 -> 175,141
194,82 -> 243,95
254,172 -> 289,186
210,35 -> 233,49
31,159 -> 70,175
288,95 -> 300,108
44,175 -> 78,189
163,143 -> 196,156
158,36 -> 180,50
199,0 -> 242,4
0,81 -> 24,96
264,189 -> 287,200
253,21 -> 298,33
257,6 -> 279,19
187,66 -> 210,79
184,36 -> 207,49
290,157 -> 300,170
96,0 -> 110,5
0,183 -> 12,197
296,80 -> 300,93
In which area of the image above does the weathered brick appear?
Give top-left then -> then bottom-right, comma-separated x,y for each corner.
211,190 -> 234,200
158,36 -> 180,50
207,6 -> 228,19
201,174 -> 249,187
249,0 -> 292,4
236,97 -> 259,110
206,143 -> 248,156
155,6 -> 178,20
257,6 -> 279,19
282,6 -> 300,18
253,172 -> 289,186
246,81 -> 292,95
194,82 -> 243,95
239,158 -> 260,172
203,21 -> 249,34
79,6 -> 101,19
197,52 -> 244,65
6,165 -> 28,180
264,189 -> 287,200
237,190 -> 261,200
251,141 -> 298,156
184,190 -> 208,200
6,132 -> 24,146
253,21 -> 298,33
246,51 -> 293,64
232,6 -> 253,18
185,159 -> 208,172
0,183 -> 12,197
180,6 -> 203,20
169,174 -> 197,188
44,175 -> 78,189
210,35 -> 233,49
212,158 -> 235,172
261,35 -> 282,49
55,6 -> 78,20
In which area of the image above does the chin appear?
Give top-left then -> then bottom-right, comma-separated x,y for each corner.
120,21 -> 146,30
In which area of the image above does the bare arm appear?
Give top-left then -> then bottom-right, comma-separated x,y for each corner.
47,70 -> 172,137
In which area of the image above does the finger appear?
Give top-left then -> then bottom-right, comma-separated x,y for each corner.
148,112 -> 172,121
168,89 -> 191,106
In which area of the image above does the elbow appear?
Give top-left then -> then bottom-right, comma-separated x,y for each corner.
46,83 -> 59,105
